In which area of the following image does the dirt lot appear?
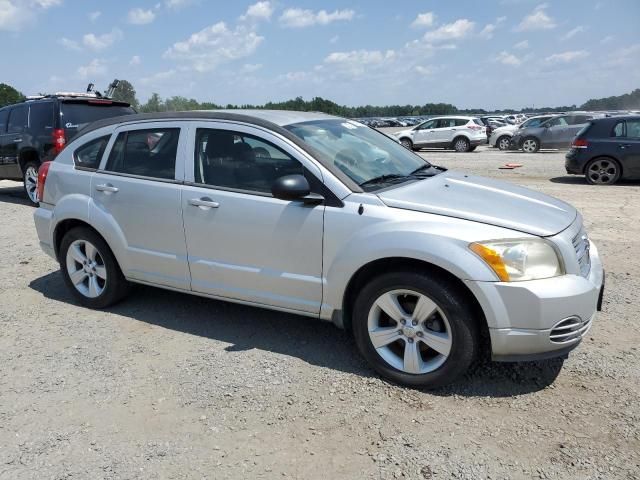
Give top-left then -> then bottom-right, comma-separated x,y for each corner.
1,145 -> 639,479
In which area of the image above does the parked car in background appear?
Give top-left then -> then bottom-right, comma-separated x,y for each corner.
511,113 -> 595,153
0,93 -> 135,204
490,115 -> 554,150
33,110 -> 603,388
565,116 -> 640,185
479,116 -> 508,143
393,116 -> 486,152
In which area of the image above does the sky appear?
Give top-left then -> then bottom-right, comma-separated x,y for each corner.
1,0 -> 639,109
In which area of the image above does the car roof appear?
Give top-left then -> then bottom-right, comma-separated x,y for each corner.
69,109 -> 365,194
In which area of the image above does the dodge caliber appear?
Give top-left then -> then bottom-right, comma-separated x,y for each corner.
33,111 -> 604,388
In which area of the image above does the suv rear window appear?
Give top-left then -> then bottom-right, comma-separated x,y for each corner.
61,101 -> 135,133
473,119 -> 483,126
29,102 -> 55,131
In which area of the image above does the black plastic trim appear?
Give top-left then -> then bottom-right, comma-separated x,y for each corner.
492,341 -> 580,363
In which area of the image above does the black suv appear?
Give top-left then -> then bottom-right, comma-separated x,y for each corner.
0,94 -> 135,204
565,116 -> 640,185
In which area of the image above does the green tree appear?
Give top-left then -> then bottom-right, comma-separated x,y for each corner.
0,83 -> 25,108
111,80 -> 140,110
139,93 -> 165,113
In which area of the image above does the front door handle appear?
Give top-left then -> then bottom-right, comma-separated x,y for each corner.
13,138 -> 22,143
95,184 -> 119,193
619,144 -> 631,149
189,197 -> 219,209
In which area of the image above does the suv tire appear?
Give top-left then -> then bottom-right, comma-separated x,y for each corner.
497,135 -> 511,151
521,137 -> 540,153
352,270 -> 480,388
22,161 -> 40,206
60,227 -> 131,308
400,138 -> 414,150
452,137 -> 471,153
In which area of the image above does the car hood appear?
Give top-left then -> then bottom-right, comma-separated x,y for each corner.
378,171 -> 577,237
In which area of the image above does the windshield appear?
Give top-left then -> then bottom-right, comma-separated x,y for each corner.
521,116 -> 551,128
284,119 -> 438,190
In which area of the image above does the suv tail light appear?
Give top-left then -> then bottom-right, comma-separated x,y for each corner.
36,161 -> 52,203
572,138 -> 589,149
467,124 -> 483,131
52,128 -> 66,155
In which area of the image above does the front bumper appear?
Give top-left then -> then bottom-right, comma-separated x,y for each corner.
465,240 -> 604,361
509,135 -> 523,150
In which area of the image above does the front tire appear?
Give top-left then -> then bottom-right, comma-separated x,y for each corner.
352,271 -> 480,388
60,227 -> 131,308
521,137 -> 540,153
22,161 -> 40,206
497,135 -> 511,151
452,137 -> 471,152
585,157 -> 621,185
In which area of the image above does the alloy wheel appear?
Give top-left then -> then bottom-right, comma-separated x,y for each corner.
24,166 -> 38,203
454,139 -> 469,152
367,289 -> 452,374
65,239 -> 107,298
587,159 -> 619,185
498,137 -> 511,150
400,139 -> 412,150
522,139 -> 538,153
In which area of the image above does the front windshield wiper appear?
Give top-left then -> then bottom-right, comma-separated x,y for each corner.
410,163 -> 445,176
359,174 -> 411,188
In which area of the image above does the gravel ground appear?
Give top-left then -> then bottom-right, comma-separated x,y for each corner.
0,143 -> 639,479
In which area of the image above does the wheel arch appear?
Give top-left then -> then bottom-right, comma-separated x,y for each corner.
339,257 -> 490,352
19,148 -> 40,171
450,135 -> 471,149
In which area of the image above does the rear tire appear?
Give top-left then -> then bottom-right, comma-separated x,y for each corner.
585,157 -> 621,185
60,227 -> 131,308
22,161 -> 40,206
497,135 -> 511,151
452,137 -> 471,152
352,270 -> 480,389
400,138 -> 414,150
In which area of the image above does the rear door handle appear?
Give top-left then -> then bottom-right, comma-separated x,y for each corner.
619,144 -> 631,149
13,138 -> 22,143
189,197 -> 219,209
95,184 -> 119,193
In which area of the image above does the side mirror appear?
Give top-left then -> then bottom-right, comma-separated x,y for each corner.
271,174 -> 324,204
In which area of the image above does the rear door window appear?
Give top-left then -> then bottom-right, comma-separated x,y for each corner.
105,128 -> 179,180
28,102 -> 55,132
613,122 -> 625,137
547,116 -> 568,127
74,135 -> 111,169
0,109 -> 8,134
454,119 -> 468,127
7,105 -> 28,133
437,119 -> 456,128
626,120 -> 640,138
61,101 -> 135,134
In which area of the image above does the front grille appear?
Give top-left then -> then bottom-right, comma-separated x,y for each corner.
550,316 -> 592,344
572,228 -> 591,277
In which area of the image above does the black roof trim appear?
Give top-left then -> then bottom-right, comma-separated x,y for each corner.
72,111 -> 364,193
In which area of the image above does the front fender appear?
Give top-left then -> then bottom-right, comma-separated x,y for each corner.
321,210 -> 507,319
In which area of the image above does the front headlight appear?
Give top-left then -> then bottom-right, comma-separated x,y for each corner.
469,239 -> 564,282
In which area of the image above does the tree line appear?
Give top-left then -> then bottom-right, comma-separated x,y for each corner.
1,80 -> 638,116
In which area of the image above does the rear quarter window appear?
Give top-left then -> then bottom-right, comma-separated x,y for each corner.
612,122 -> 625,137
0,109 -> 8,133
74,135 -> 111,169
473,118 -> 483,126
28,102 -> 55,132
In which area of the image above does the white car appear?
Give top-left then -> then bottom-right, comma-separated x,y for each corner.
393,116 -> 486,153
489,115 -> 555,150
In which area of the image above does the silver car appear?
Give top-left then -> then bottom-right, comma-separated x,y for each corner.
33,111 -> 604,388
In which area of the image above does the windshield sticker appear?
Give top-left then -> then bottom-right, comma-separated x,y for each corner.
341,122 -> 358,130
